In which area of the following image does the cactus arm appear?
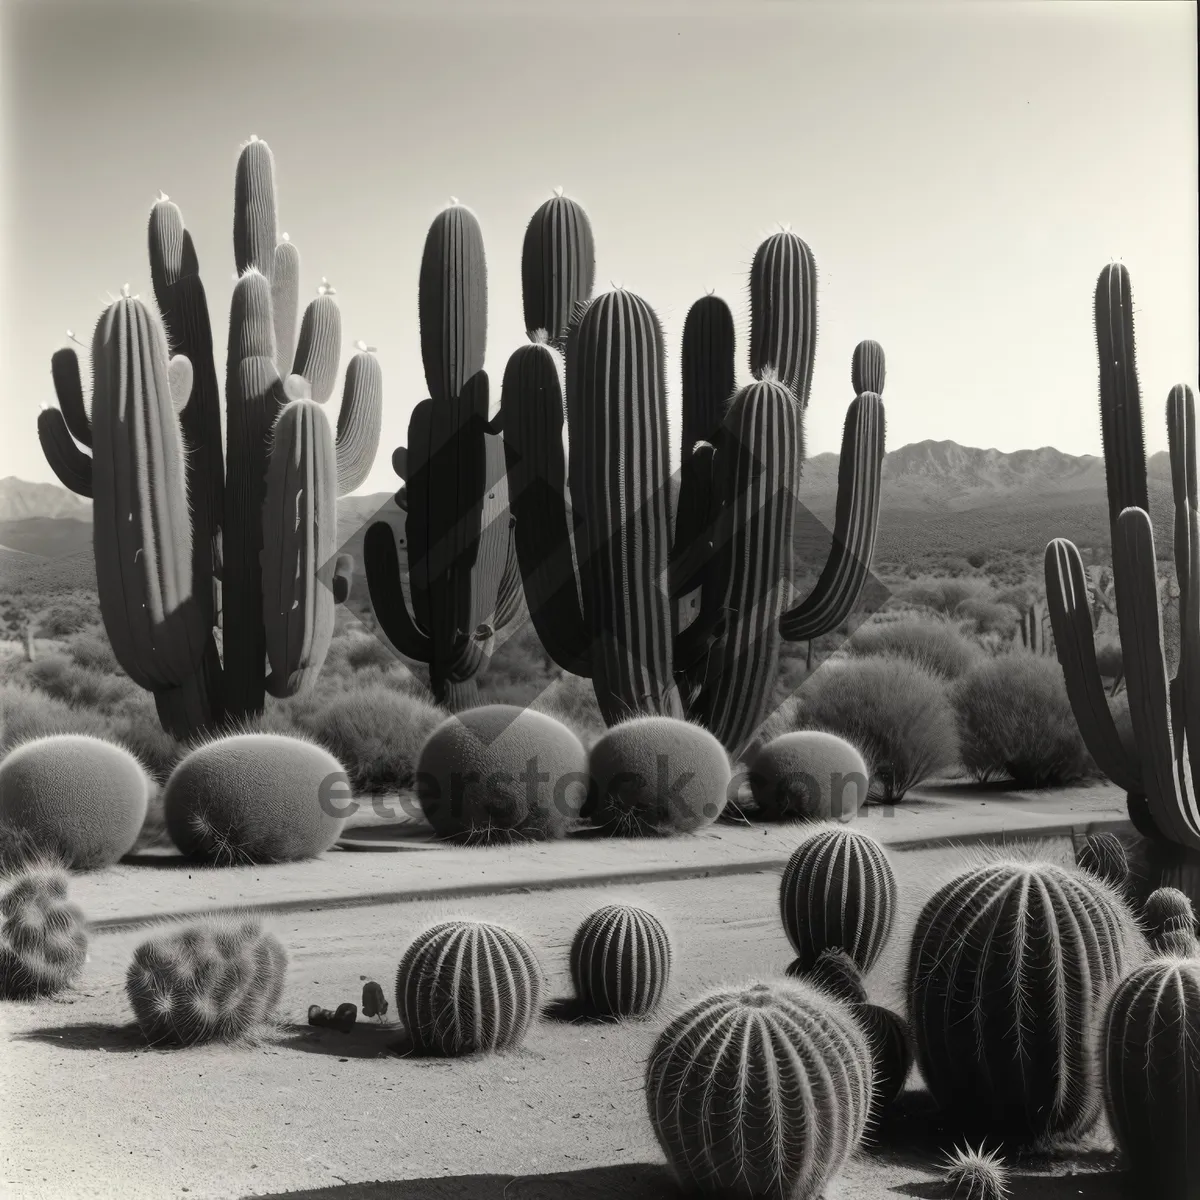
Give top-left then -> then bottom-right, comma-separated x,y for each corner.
500,342 -> 591,676
333,351 -> 383,496
38,408 -> 93,497
363,519 -> 433,663
332,553 -> 353,605
1113,507 -> 1200,849
851,340 -> 886,396
1096,264 -> 1149,530
780,392 -> 885,642
1044,537 -> 1142,794
167,355 -> 193,414
49,348 -> 92,447
521,193 -> 595,349
233,136 -> 277,281
272,236 -> 300,378
749,231 -> 817,407
493,528 -> 524,630
680,294 -> 735,460
292,291 -> 341,404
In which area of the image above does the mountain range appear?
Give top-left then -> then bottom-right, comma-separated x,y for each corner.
0,440 -> 1176,593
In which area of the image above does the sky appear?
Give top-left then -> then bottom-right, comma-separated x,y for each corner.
0,0 -> 1196,497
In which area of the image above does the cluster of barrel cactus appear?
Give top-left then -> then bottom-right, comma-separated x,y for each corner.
0,864 -> 88,999
39,137 -> 382,738
1045,263 -> 1200,849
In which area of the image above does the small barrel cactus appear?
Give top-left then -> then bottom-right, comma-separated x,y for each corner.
396,920 -> 543,1055
0,864 -> 88,999
908,858 -> 1145,1144
748,730 -> 869,821
1144,886 -> 1199,955
126,915 -> 287,1045
940,1143 -> 1010,1200
780,824 -> 897,973
1074,831 -> 1129,891
415,706 -> 588,844
0,734 -> 150,869
788,947 -> 869,1006
163,733 -> 350,864
585,716 -> 731,836
1102,956 -> 1200,1195
569,903 -> 671,1018
645,979 -> 872,1199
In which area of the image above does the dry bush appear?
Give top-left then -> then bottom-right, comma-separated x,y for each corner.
846,617 -> 980,680
529,673 -> 606,748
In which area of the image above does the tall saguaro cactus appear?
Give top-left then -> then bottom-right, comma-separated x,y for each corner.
38,137 -> 381,736
363,203 -> 521,709
1045,262 -> 1199,847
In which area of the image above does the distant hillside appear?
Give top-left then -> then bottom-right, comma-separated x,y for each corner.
0,477 -> 91,522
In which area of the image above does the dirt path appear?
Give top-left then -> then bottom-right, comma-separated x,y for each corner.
1,841 -> 1131,1199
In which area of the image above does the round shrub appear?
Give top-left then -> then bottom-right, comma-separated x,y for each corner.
748,731 -> 869,820
953,653 -> 1093,788
305,685 -> 444,796
0,734 -> 150,869
163,733 -> 349,864
586,716 -> 730,836
416,706 -> 588,844
785,656 -> 959,801
846,617 -> 980,680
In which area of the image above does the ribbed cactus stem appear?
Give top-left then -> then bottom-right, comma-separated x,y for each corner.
292,291 -> 341,404
569,904 -> 671,1018
233,137 -> 278,281
851,339 -> 886,396
521,193 -> 595,348
1074,831 -> 1129,891
333,350 -> 383,496
271,236 -> 301,379
749,230 -> 817,406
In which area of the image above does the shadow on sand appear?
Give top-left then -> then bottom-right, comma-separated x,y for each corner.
242,1164 -> 677,1199
892,1171 -> 1133,1198
14,1021 -> 147,1052
276,1022 -> 409,1060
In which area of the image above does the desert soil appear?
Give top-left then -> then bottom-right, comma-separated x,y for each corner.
0,836 -> 1135,1200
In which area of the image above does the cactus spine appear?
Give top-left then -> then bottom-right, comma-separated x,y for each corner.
1045,263 -> 1200,847
0,865 -> 88,999
395,920 -> 543,1055
645,979 -> 873,1199
364,204 -> 518,709
1074,831 -> 1129,891
779,825 -> 898,974
1102,957 -> 1200,1196
908,859 -> 1144,1144
569,903 -> 671,1018
38,138 -> 382,737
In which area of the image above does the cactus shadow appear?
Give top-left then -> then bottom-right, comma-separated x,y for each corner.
14,1020 -> 147,1052
276,1021 -> 409,1059
892,1171 -> 1132,1198
540,995 -> 623,1025
240,1163 -> 679,1199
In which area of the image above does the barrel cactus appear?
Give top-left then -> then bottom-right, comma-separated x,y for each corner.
0,735 -> 149,870
939,1144 -> 1010,1200
645,979 -> 873,1199
569,903 -> 671,1018
787,947 -> 868,1005
126,915 -> 287,1045
780,825 -> 897,974
0,864 -> 88,999
163,733 -> 349,864
1143,886 -> 1200,956
1102,956 -> 1200,1195
908,858 -> 1145,1143
748,730 -> 870,821
415,706 -> 588,844
585,716 -> 731,836
1074,831 -> 1129,892
38,136 -> 381,737
396,920 -> 543,1056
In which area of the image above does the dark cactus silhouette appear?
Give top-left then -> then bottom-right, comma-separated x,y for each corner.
364,203 -> 520,709
908,858 -> 1145,1144
396,920 -> 543,1056
0,865 -> 88,999
645,979 -> 873,1199
126,916 -> 287,1045
1045,263 -> 1198,848
779,825 -> 897,973
1102,956 -> 1200,1197
520,190 -> 595,349
38,137 -> 381,736
569,903 -> 671,1018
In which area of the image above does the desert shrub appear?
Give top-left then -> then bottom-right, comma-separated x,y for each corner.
300,685 -> 444,795
955,597 -> 1019,639
846,618 -> 979,680
25,655 -> 139,712
953,653 -> 1094,788
66,630 -> 121,675
530,673 -> 607,747
0,682 -> 110,750
901,578 -> 988,616
786,656 -> 959,801
966,551 -> 987,569
36,600 -> 95,639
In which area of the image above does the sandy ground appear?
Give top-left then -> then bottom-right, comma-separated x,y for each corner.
1,837 -> 1136,1200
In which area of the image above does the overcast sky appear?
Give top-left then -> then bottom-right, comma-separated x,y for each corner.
0,0 -> 1195,495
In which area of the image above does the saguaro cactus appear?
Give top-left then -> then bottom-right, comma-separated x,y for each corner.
38,137 -> 382,736
1045,264 -> 1200,847
364,203 -> 520,709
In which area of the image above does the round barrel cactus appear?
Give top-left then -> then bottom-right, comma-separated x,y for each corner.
586,716 -> 731,836
126,915 -> 287,1045
788,947 -> 869,1006
396,920 -> 543,1056
569,903 -> 671,1018
1102,956 -> 1200,1195
780,825 -> 897,973
416,706 -> 588,844
645,979 -> 872,1199
908,858 -> 1145,1144
1074,831 -> 1129,892
0,864 -> 88,999
163,733 -> 349,864
0,734 -> 150,869
749,730 -> 869,821
1143,886 -> 1199,956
